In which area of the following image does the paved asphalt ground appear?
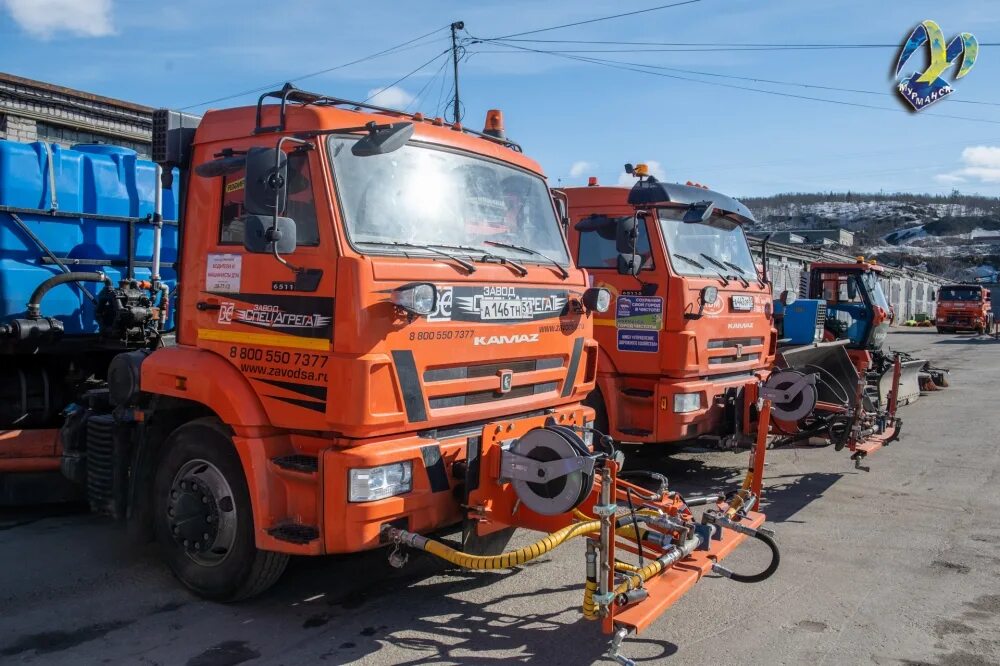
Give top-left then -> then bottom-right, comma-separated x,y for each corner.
1,329 -> 999,665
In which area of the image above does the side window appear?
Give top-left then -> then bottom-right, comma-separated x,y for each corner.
576,215 -> 653,270
219,150 -> 320,246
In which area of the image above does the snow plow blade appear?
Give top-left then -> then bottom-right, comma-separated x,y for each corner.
881,358 -> 927,407
776,341 -> 859,409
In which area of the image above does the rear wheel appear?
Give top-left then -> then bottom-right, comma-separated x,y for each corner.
152,418 -> 288,601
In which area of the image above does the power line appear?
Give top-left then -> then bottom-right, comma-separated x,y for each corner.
488,0 -> 704,40
364,48 -> 452,104
406,53 -> 452,113
469,39 -> 1000,126
478,40 -> 1000,107
496,37 -> 1000,49
180,25 -> 449,110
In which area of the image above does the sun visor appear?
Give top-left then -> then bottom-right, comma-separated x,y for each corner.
627,178 -> 757,225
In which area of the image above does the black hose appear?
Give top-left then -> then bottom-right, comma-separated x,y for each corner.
727,531 -> 780,583
27,272 -> 111,319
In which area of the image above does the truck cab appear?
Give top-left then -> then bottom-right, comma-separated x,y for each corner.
806,260 -> 892,353
936,283 -> 992,333
73,85 -> 604,599
561,168 -> 773,445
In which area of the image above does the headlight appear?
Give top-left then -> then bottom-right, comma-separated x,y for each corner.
582,287 -> 612,313
391,282 -> 438,316
673,393 -> 701,413
582,420 -> 595,449
702,286 -> 719,305
348,462 -> 413,502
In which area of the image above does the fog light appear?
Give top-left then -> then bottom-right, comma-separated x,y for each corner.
391,282 -> 438,316
673,393 -> 701,413
349,462 -> 413,502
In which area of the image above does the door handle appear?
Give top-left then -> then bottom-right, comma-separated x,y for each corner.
196,300 -> 221,311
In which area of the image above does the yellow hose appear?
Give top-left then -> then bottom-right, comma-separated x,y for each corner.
421,520 -> 601,570
582,580 -> 599,620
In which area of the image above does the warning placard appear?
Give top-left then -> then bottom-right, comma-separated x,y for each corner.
206,253 -> 242,293
616,296 -> 663,331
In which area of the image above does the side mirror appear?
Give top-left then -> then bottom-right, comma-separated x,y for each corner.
352,122 -> 414,157
616,214 -> 641,254
244,147 -> 287,216
847,279 -> 858,301
617,253 -> 642,276
244,215 -> 297,255
682,201 -> 715,223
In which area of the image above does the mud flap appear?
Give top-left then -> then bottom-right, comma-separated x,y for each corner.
881,359 -> 925,407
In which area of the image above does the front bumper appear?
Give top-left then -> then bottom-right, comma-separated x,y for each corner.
319,404 -> 591,553
654,373 -> 764,442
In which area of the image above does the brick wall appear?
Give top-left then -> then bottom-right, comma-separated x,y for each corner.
0,73 -> 152,154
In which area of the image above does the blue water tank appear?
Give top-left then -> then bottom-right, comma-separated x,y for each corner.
0,140 -> 180,335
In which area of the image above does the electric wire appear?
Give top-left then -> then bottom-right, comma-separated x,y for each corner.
467,38 -> 1000,126
181,25 -> 450,110
488,0 -> 704,40
364,48 -> 453,104
404,51 -> 452,113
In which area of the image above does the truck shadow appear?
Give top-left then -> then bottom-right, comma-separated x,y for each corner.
934,336 -> 1000,345
267,548 -> 678,664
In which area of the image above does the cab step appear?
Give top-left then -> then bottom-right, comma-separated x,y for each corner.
267,523 -> 320,544
621,388 -> 654,398
272,454 -> 319,473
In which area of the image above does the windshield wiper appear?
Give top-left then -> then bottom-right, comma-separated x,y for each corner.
676,253 -> 729,285
720,259 -> 753,287
700,253 -> 731,272
357,241 -> 476,274
426,242 -> 528,277
483,240 -> 570,279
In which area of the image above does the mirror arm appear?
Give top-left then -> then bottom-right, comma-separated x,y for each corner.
268,136 -> 310,274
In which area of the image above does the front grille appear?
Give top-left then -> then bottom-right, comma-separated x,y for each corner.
707,337 -> 764,349
428,381 -> 559,409
424,356 -> 562,382
815,302 -> 828,327
708,352 -> 761,365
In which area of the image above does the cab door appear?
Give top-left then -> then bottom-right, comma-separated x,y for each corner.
194,143 -> 338,429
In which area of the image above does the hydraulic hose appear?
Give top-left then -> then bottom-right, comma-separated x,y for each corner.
27,272 -> 111,319
714,531 -> 781,584
383,520 -> 601,570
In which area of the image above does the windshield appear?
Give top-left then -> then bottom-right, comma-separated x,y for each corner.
939,287 -> 981,301
657,207 -> 756,279
328,137 -> 569,264
862,272 -> 890,309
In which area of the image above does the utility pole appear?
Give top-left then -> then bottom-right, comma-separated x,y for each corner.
450,21 -> 464,124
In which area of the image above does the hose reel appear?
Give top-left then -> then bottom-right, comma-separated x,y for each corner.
762,370 -> 818,423
501,426 -> 596,516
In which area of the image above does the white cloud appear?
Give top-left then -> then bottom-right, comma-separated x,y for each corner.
935,145 -> 1000,185
365,85 -> 414,110
3,0 -> 114,38
617,160 -> 667,186
569,161 -> 596,178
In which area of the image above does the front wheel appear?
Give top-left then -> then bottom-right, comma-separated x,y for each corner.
152,418 -> 288,601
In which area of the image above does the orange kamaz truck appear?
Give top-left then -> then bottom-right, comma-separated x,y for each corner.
8,87 -> 777,658
560,167 -> 775,447
935,283 -> 993,333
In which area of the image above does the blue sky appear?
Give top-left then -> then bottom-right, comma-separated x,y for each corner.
2,0 -> 999,197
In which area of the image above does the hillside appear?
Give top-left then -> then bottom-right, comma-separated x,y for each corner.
742,192 -> 1000,279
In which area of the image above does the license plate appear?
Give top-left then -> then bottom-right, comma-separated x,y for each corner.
480,299 -> 532,320
731,295 -> 754,312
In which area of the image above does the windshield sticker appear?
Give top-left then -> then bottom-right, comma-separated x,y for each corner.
211,292 -> 334,338
617,329 -> 659,353
427,286 -> 568,324
616,296 -> 663,331
206,253 -> 242,294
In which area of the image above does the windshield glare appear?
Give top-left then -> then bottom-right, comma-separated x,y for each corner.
657,207 -> 756,278
863,273 -> 890,309
939,287 -> 981,301
328,137 -> 569,264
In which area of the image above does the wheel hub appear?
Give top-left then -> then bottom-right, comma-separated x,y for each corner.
168,477 -> 220,554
